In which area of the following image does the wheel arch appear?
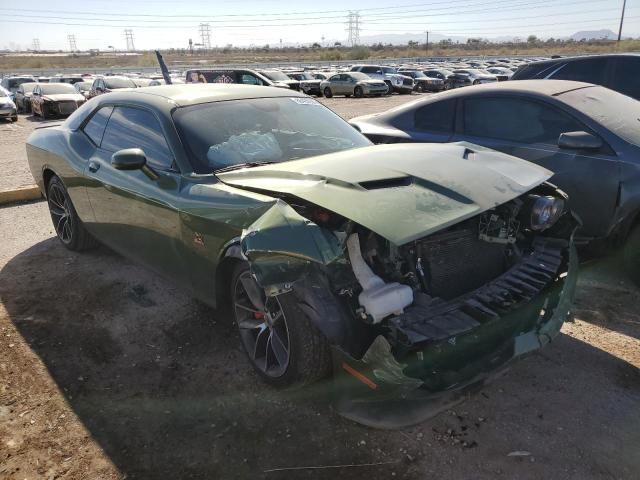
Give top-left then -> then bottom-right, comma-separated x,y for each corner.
215,239 -> 244,308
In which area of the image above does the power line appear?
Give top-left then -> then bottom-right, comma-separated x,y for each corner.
124,28 -> 135,51
0,0 -> 540,19
0,0 -> 612,24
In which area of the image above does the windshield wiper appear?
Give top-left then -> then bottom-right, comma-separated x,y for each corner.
214,161 -> 275,174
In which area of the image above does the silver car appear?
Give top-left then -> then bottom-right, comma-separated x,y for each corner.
0,88 -> 18,122
320,72 -> 388,98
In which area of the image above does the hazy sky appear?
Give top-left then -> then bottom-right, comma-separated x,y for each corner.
0,0 -> 637,51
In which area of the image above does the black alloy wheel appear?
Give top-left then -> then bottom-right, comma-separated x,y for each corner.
233,269 -> 291,379
46,176 -> 98,251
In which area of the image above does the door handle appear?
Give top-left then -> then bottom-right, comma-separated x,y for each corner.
88,161 -> 100,173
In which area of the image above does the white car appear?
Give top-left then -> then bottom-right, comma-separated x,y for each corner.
350,65 -> 414,94
0,87 -> 18,122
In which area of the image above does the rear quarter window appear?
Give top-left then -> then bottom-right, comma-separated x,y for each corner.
81,106 -> 114,146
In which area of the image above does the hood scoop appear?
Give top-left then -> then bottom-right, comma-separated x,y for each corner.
359,177 -> 411,190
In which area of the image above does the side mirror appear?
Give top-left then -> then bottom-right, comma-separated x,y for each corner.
558,131 -> 603,150
111,148 -> 147,170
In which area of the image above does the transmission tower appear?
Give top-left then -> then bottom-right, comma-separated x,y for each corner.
32,38 -> 40,51
67,34 -> 77,52
199,23 -> 212,50
124,29 -> 136,51
346,11 -> 361,47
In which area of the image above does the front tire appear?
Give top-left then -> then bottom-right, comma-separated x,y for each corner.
231,263 -> 331,388
47,176 -> 98,251
323,87 -> 333,98
354,86 -> 364,98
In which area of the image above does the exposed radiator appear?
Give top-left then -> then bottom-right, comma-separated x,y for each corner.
418,228 -> 506,300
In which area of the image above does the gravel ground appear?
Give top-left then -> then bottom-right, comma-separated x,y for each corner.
1,93 -> 639,480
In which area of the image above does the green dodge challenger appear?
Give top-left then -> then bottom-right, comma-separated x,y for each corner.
27,84 -> 578,427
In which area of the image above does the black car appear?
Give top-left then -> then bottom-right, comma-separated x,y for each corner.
423,69 -> 455,90
511,54 -> 640,100
398,70 -> 444,92
350,79 -> 640,268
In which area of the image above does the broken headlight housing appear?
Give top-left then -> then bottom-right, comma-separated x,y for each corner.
527,195 -> 564,231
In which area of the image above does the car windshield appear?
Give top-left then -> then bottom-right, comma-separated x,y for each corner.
21,83 -> 38,93
381,67 -> 397,74
41,84 -> 77,94
289,72 -> 314,80
349,72 -> 369,81
105,77 -> 136,89
403,71 -> 427,78
173,97 -> 371,173
262,71 -> 291,81
559,85 -> 640,147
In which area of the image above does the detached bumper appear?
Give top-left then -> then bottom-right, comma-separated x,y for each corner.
332,243 -> 578,429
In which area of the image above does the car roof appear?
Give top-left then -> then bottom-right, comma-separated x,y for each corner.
523,53 -> 640,66
437,79 -> 594,97
97,83 -> 307,107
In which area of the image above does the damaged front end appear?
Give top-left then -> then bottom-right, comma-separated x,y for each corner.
239,177 -> 578,428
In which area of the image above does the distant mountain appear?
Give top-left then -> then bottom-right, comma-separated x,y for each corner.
354,29 -> 619,46
569,29 -> 617,41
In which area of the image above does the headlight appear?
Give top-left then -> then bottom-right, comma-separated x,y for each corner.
528,195 -> 564,231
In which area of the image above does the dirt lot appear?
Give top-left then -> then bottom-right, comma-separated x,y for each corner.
1,93 -> 639,480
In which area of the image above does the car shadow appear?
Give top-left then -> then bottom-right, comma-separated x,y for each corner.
1,237 -> 639,479
574,248 -> 640,340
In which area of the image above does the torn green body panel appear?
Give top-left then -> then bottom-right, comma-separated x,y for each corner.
332,243 -> 578,429
241,199 -> 344,286
218,143 -> 552,246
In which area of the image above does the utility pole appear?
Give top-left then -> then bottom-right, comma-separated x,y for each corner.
199,23 -> 212,51
124,29 -> 135,51
617,0 -> 627,42
32,38 -> 40,51
67,34 -> 77,52
425,31 -> 429,56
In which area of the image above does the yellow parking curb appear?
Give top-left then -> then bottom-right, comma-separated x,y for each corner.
0,186 -> 42,205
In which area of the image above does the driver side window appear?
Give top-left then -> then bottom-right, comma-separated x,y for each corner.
463,97 -> 585,145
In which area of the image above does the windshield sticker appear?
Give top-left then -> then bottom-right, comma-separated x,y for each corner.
289,97 -> 320,106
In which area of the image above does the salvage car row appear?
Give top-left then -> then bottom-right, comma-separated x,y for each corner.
0,56 -> 534,121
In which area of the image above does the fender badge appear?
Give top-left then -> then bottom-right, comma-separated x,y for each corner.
193,232 -> 205,248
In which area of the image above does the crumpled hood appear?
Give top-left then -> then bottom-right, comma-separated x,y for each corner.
218,143 -> 551,245
42,94 -> 84,102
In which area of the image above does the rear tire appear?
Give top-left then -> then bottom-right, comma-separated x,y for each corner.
46,176 -> 98,251
231,263 -> 332,388
323,87 -> 333,98
384,81 -> 393,94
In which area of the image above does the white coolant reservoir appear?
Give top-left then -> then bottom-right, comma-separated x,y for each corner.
346,233 -> 414,324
